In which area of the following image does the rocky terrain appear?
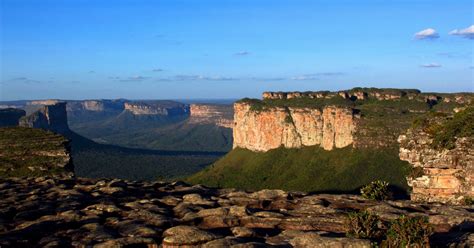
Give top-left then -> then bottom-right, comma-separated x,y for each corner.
399,107 -> 474,204
0,177 -> 472,247
189,104 -> 234,128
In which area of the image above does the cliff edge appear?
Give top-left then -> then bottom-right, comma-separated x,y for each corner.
398,107 -> 474,204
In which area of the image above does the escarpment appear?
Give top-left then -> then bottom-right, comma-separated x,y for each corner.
19,102 -> 70,133
233,88 -> 474,152
233,103 -> 356,151
189,104 -> 234,128
398,107 -> 474,204
0,127 -> 73,178
124,101 -> 189,116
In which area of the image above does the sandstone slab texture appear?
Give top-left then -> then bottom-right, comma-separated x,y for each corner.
0,177 -> 472,247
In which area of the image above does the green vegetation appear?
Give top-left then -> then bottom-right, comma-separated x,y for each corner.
187,146 -> 411,193
430,107 -> 474,149
360,180 -> 390,200
346,211 -> 382,239
463,197 -> 474,205
239,96 -> 354,111
408,167 -> 425,179
383,215 -> 433,248
0,127 -> 71,177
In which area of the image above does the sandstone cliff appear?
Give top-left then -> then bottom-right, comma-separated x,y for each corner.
19,102 -> 70,133
124,101 -> 188,116
398,108 -> 474,204
189,104 -> 234,128
233,102 -> 356,151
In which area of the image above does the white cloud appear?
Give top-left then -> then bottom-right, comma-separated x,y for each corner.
449,25 -> 474,39
414,28 -> 439,40
420,63 -> 442,68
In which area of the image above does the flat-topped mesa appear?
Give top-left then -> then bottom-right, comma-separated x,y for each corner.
398,107 -> 474,204
19,102 -> 70,134
189,104 -> 234,128
124,101 -> 188,116
233,102 -> 356,151
80,100 -> 105,111
262,88 -> 472,104
26,99 -> 61,106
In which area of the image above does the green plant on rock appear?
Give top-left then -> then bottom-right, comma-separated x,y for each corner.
464,197 -> 474,205
408,167 -> 424,179
383,215 -> 433,248
346,210 -> 383,239
361,180 -> 390,200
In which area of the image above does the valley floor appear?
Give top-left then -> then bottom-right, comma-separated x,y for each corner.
0,177 -> 472,247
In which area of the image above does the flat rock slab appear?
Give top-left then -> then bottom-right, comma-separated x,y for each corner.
0,177 -> 472,247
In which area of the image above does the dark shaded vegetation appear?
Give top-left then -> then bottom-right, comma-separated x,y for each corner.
69,108 -> 232,152
187,146 -> 411,193
0,108 -> 26,127
346,211 -> 382,240
0,127 -> 71,177
360,180 -> 390,200
65,131 -> 224,181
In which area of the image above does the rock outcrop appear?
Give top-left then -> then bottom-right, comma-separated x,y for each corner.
19,102 -> 70,133
398,109 -> 474,204
124,101 -> 189,116
0,127 -> 72,178
233,103 -> 356,151
189,104 -> 234,128
262,88 -> 473,104
0,177 -> 472,247
0,108 -> 26,127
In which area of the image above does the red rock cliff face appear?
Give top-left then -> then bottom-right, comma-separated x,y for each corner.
233,103 -> 356,151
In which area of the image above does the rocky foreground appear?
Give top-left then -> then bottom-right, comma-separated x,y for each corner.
0,177 -> 472,247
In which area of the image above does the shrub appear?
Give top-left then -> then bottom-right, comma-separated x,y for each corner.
464,197 -> 474,205
346,211 -> 382,239
408,167 -> 424,179
361,180 -> 390,200
383,215 -> 433,248
430,106 -> 474,150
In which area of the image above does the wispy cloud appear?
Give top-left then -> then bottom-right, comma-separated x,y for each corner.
234,51 -> 250,56
118,76 -> 151,82
152,68 -> 164,72
291,72 -> 345,81
88,70 -> 95,74
414,28 -> 439,40
420,63 -> 442,68
173,75 -> 238,81
4,77 -> 42,84
449,25 -> 474,39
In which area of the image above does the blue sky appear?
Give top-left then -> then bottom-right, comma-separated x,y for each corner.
1,0 -> 473,100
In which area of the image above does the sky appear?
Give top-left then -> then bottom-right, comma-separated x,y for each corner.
0,0 -> 473,100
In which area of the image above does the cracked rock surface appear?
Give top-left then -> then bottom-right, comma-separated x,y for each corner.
0,177 -> 472,247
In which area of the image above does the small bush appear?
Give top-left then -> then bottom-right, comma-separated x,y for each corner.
464,197 -> 474,205
383,215 -> 433,248
361,180 -> 390,200
408,167 -> 424,179
346,211 -> 382,239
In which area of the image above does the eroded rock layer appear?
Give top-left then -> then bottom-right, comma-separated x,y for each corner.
0,177 -> 472,247
398,111 -> 474,204
233,103 -> 356,151
189,104 -> 234,128
124,101 -> 188,116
